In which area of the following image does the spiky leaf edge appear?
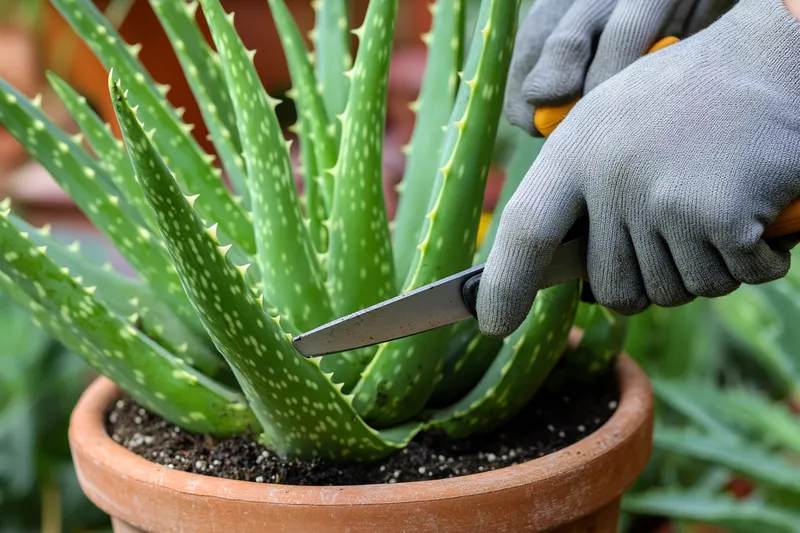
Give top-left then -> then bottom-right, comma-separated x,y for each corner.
0,202 -> 255,437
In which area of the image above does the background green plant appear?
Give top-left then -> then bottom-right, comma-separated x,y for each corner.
617,249 -> 800,532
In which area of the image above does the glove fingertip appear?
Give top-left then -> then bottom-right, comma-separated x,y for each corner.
522,72 -> 582,108
503,98 -> 537,136
476,308 -> 527,338
475,276 -> 537,338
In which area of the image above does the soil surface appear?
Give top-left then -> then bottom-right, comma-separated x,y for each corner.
106,365 -> 619,486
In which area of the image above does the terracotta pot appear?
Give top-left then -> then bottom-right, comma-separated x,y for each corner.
0,25 -> 41,179
69,352 -> 653,533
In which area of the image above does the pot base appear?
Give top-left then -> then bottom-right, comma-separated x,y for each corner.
110,497 -> 621,533
70,353 -> 653,533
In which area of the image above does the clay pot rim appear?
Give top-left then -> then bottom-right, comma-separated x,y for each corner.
69,346 -> 652,509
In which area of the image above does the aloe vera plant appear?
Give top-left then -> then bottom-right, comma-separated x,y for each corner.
0,0 -> 620,463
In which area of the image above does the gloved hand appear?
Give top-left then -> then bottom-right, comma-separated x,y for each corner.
478,0 -> 800,338
505,0 -> 737,135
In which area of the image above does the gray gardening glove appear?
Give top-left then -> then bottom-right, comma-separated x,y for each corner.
505,0 -> 737,135
479,0 -> 800,338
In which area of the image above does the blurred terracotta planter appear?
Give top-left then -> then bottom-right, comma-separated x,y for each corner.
0,24 -> 40,180
69,347 -> 653,533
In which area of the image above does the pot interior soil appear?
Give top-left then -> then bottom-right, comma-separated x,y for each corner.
105,363 -> 619,487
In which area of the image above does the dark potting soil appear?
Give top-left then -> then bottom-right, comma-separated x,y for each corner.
105,366 -> 619,486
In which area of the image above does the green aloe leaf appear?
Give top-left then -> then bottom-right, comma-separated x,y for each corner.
548,304 -> 628,386
268,0 -> 339,211
110,75 -> 419,460
392,0 -> 465,282
50,0 -> 256,255
327,0 -> 399,318
312,0 -> 351,142
0,205 -> 255,437
654,427 -> 800,495
148,0 -> 250,206
46,72 -> 158,232
8,213 -> 223,377
352,0 -> 522,428
427,321 -> 500,407
622,490 -> 800,533
474,131 -> 546,263
428,281 -> 580,438
431,130 -> 546,405
0,81 -> 199,329
198,0 -> 333,334
399,0 -> 520,293
0,82 -> 121,203
292,115 -> 329,253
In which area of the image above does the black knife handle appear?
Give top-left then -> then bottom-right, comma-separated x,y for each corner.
460,216 -> 593,321
461,271 -> 482,319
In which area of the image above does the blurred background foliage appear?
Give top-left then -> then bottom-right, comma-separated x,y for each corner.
2,0 -> 800,532
0,225 -> 113,533
619,248 -> 800,533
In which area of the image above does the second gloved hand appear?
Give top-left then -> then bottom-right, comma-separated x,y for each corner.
505,0 -> 736,135
479,0 -> 800,338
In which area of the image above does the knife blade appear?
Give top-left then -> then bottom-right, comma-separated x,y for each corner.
291,235 -> 588,358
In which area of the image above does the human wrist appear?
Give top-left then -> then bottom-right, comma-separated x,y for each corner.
786,0 -> 800,21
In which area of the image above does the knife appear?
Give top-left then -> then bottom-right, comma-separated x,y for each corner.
292,226 -> 589,357
291,36 -> 800,358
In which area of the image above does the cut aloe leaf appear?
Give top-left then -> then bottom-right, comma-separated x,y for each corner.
428,281 -> 580,438
148,0 -> 250,206
198,0 -> 333,334
392,0 -> 465,282
0,208 -> 255,437
0,81 -> 199,329
50,0 -> 256,255
352,0 -> 522,428
110,75 -> 419,460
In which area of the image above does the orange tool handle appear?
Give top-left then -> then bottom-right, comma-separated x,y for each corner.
533,36 -> 679,137
764,201 -> 800,239
532,35 -> 800,240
